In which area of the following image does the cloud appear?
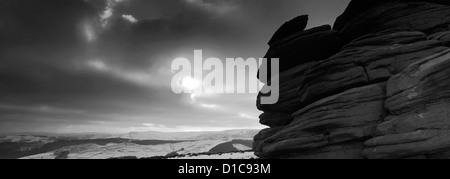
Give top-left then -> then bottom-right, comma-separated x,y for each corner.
86,59 -> 171,88
184,0 -> 238,14
122,14 -> 138,23
83,22 -> 97,42
99,0 -> 129,27
200,104 -> 219,109
0,0 -> 98,49
0,0 -> 351,133
239,113 -> 258,120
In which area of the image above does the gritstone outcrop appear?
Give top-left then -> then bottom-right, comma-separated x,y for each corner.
254,0 -> 450,159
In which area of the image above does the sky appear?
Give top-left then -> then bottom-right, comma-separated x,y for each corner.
0,0 -> 351,134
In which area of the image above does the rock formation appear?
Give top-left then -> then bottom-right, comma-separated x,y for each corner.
258,24 -> 342,84
254,0 -> 450,159
268,15 -> 309,46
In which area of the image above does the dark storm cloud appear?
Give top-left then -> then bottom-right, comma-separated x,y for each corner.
0,0 -> 98,48
95,0 -> 247,69
0,0 -> 350,133
0,0 -> 167,132
0,0 -> 102,100
96,0 -> 352,69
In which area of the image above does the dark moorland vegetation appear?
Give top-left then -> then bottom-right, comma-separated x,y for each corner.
109,150 -> 255,159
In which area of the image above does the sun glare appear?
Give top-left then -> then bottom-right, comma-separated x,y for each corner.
181,76 -> 201,91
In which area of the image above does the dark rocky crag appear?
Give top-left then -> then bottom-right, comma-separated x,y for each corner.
254,0 -> 450,159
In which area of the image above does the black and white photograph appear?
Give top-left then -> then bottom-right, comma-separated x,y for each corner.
3,0 -> 450,167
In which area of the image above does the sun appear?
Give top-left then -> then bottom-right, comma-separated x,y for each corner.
181,76 -> 201,91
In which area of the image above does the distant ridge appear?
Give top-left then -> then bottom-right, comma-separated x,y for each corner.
121,129 -> 260,141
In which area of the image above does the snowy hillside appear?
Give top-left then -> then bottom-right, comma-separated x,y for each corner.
0,129 -> 258,159
21,140 -> 229,159
120,129 -> 259,141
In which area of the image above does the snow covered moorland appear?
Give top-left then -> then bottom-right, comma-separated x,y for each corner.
0,130 -> 259,159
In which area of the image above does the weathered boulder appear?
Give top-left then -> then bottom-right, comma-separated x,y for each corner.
281,143 -> 365,159
290,83 -> 387,138
334,0 -> 450,30
377,104 -> 450,135
268,15 -> 309,46
364,49 -> 450,159
363,130 -> 450,159
429,31 -> 450,46
257,31 -> 447,114
254,0 -> 450,159
255,83 -> 386,158
386,49 -> 450,114
298,37 -> 446,109
258,25 -> 342,83
364,50 -> 450,158
253,127 -> 284,156
259,112 -> 293,128
334,1 -> 450,43
256,61 -> 316,113
343,30 -> 427,49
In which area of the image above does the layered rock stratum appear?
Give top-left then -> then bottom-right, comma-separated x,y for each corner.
254,0 -> 450,159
